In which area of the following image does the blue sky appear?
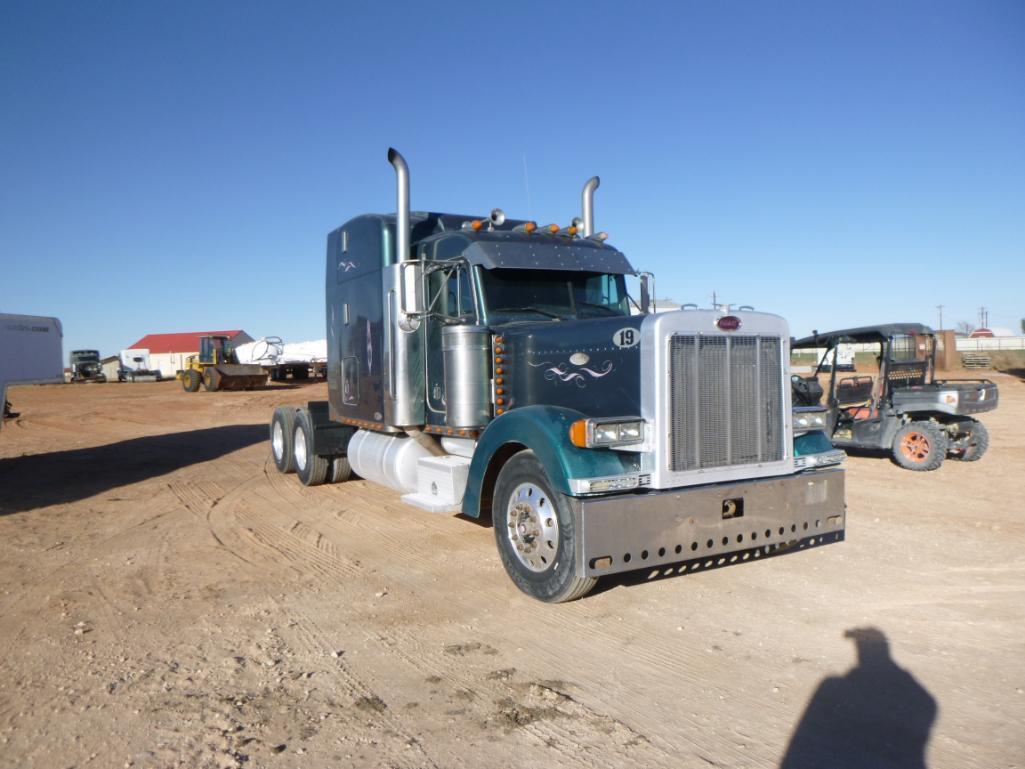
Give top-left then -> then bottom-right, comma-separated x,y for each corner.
2,0 -> 1023,356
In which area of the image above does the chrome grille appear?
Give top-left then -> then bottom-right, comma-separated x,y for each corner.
669,334 -> 784,471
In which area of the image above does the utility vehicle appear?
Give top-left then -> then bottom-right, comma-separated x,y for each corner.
791,324 -> 997,470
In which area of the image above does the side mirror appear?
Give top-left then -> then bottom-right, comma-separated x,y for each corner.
638,272 -> 654,314
399,261 -> 425,315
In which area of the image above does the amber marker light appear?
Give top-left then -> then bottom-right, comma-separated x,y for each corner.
525,221 -> 536,233
567,226 -> 578,236
547,223 -> 559,233
569,419 -> 588,448
471,219 -> 483,231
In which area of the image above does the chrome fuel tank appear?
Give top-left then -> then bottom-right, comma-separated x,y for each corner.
442,325 -> 491,428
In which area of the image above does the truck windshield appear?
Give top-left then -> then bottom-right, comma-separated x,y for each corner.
480,269 -> 630,322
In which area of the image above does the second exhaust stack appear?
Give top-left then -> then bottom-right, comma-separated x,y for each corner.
388,148 -> 410,263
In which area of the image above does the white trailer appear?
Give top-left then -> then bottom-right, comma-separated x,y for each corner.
1,314 -> 64,429
234,336 -> 326,381
117,348 -> 162,381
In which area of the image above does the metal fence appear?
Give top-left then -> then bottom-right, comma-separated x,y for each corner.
954,337 -> 1025,351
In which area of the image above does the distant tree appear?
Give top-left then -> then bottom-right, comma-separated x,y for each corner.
956,321 -> 976,337
1020,318 -> 1024,335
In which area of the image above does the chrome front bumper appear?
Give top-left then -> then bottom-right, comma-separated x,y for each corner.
571,467 -> 845,578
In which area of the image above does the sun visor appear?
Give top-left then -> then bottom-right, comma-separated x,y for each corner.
461,237 -> 635,274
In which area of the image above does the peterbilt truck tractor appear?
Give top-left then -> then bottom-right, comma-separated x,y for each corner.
268,148 -> 846,602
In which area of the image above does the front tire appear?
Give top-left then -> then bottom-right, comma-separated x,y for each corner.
892,421 -> 948,471
270,407 -> 297,473
492,450 -> 595,603
951,420 -> 989,462
202,368 -> 219,392
293,408 -> 329,486
182,370 -> 201,392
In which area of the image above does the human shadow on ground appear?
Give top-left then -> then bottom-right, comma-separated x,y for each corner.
780,627 -> 937,769
0,424 -> 266,516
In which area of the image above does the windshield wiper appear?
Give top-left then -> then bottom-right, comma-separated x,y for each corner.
490,306 -> 566,320
575,301 -> 621,316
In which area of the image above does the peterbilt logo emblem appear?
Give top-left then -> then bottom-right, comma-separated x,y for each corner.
717,315 -> 741,331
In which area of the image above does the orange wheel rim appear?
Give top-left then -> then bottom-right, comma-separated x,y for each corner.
900,432 -> 930,461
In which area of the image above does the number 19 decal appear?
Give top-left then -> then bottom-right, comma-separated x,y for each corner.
613,327 -> 639,349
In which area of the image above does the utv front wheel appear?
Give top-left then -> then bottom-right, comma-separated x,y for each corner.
892,421 -> 948,471
951,420 -> 989,462
492,450 -> 596,603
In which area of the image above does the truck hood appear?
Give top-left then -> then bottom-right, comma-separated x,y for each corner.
497,315 -> 645,419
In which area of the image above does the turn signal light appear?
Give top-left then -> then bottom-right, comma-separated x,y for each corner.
569,420 -> 588,448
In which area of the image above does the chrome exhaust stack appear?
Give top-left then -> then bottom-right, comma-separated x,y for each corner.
581,176 -> 600,237
387,147 -> 410,263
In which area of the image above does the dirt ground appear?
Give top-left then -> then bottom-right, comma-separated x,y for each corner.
1,375 -> 1023,769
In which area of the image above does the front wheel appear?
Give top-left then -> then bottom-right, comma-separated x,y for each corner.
492,450 -> 595,603
182,369 -> 201,392
892,421 -> 948,471
202,368 -> 219,392
950,420 -> 989,462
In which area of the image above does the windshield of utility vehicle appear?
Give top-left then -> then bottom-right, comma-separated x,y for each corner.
479,269 -> 630,322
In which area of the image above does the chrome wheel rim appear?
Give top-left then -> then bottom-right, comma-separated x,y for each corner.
272,421 -> 284,461
294,425 -> 307,471
505,482 -> 559,572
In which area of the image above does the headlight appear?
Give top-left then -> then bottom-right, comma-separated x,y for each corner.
569,418 -> 645,448
793,408 -> 828,433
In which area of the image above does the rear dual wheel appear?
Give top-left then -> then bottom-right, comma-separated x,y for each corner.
270,407 -> 297,473
273,407 -> 351,487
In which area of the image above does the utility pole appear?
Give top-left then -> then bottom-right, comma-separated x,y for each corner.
937,304 -> 944,331
710,290 -> 718,310
978,306 -> 988,328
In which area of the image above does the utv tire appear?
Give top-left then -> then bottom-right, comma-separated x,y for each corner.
328,455 -> 352,484
892,421 -> 948,471
492,450 -> 596,603
270,407 -> 297,474
293,408 -> 329,486
952,420 -> 989,462
182,370 -> 201,392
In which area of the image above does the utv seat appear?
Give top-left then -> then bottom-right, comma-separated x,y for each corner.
837,375 -> 877,421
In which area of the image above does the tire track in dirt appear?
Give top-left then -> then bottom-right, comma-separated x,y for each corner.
376,627 -> 675,769
229,476 -> 720,763
221,458 -> 831,766
272,602 -> 442,769
203,482 -> 364,582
